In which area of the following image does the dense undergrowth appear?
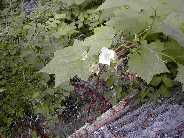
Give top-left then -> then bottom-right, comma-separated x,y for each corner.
0,0 -> 184,137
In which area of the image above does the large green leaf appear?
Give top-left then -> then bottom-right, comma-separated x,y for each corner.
40,26 -> 114,87
106,12 -> 151,35
99,0 -> 184,34
160,12 -> 184,48
84,26 -> 115,56
40,44 -> 91,87
128,41 -> 169,83
98,0 -> 184,14
102,0 -> 154,34
175,64 -> 184,91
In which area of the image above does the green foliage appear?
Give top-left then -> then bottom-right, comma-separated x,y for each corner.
160,12 -> 184,48
163,39 -> 184,64
1,0 -> 184,137
41,26 -> 115,86
61,0 -> 87,6
99,0 -> 184,36
52,22 -> 77,38
128,41 -> 169,83
40,42 -> 91,86
0,0 -> 107,136
150,74 -> 174,88
84,26 -> 115,56
150,76 -> 162,87
175,64 -> 184,90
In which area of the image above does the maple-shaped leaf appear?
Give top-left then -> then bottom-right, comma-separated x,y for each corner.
128,41 -> 169,83
106,13 -> 151,35
40,26 -> 114,87
175,64 -> 184,91
99,0 -> 184,35
100,0 -> 154,34
84,26 -> 115,56
40,44 -> 92,87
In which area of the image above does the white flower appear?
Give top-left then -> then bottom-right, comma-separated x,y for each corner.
99,47 -> 116,65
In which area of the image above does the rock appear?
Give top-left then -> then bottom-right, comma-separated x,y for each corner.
23,0 -> 37,15
91,102 -> 184,138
